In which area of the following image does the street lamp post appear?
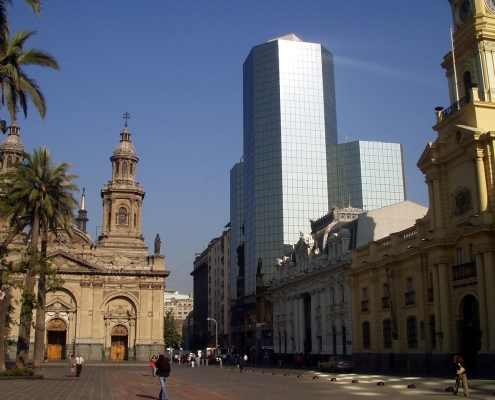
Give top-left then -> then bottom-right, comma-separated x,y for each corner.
207,318 -> 218,358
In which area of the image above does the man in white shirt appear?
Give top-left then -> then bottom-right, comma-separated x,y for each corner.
75,353 -> 84,377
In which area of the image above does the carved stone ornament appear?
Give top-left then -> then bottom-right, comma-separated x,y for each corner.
47,318 -> 67,331
111,324 -> 128,335
451,186 -> 472,216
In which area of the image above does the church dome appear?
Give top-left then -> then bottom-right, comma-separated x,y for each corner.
113,126 -> 136,157
0,121 -> 24,153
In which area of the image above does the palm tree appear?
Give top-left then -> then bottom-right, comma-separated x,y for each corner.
0,1 -> 42,49
0,147 -> 78,368
0,28 -> 58,122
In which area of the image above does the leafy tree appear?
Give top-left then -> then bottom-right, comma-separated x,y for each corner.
0,147 -> 78,368
163,310 -> 183,349
0,255 -> 15,372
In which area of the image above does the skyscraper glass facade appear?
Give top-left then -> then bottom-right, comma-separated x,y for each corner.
229,162 -> 244,300
327,141 -> 406,210
243,35 -> 337,295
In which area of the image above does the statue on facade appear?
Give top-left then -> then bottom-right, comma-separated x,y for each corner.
154,234 -> 161,255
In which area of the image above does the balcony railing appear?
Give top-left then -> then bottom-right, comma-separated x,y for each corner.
405,291 -> 415,305
441,94 -> 470,120
453,261 -> 477,281
381,296 -> 390,309
427,288 -> 434,302
361,300 -> 369,312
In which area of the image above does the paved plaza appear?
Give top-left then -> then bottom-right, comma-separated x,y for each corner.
0,362 -> 494,400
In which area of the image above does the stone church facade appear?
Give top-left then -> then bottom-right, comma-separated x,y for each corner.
1,120 -> 169,361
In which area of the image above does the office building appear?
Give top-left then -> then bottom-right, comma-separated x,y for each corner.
327,141 -> 405,210
243,33 -> 337,296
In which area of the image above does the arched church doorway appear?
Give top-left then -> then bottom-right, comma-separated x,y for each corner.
46,318 -> 67,360
111,325 -> 128,360
458,295 -> 481,373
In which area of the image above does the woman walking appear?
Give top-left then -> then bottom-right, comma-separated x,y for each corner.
453,355 -> 469,396
68,355 -> 76,377
150,354 -> 157,377
155,355 -> 171,400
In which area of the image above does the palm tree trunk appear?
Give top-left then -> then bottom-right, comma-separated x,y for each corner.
16,210 -> 40,368
32,224 -> 47,369
0,288 -> 13,372
0,217 -> 27,370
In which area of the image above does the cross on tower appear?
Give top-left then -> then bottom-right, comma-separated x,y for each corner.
123,112 -> 130,127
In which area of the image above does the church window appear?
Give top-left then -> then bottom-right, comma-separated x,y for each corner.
117,207 -> 128,225
7,156 -> 12,168
130,164 -> 133,175
383,319 -> 392,348
463,71 -> 472,100
134,213 -> 137,227
430,314 -> 436,349
115,163 -> 119,174
123,162 -> 128,174
406,316 -> 418,348
362,321 -> 370,349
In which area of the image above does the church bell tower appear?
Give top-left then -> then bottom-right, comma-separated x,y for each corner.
446,0 -> 495,103
96,116 -> 148,256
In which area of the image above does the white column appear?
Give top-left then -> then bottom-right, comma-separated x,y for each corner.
431,265 -> 442,350
483,251 -> 495,350
475,149 -> 488,212
474,253 -> 488,351
298,296 -> 305,352
310,291 -> 317,354
319,288 -> 326,352
438,263 -> 451,350
433,179 -> 443,229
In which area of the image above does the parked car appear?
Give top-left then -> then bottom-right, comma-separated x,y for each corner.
319,356 -> 354,372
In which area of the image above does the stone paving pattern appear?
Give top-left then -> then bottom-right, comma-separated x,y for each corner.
0,361 -> 494,399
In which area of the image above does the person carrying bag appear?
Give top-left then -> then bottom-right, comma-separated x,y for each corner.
453,355 -> 469,396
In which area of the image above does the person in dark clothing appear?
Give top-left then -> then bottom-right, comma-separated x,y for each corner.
155,355 -> 171,400
453,355 -> 469,397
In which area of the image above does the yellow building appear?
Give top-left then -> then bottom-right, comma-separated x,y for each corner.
349,0 -> 495,374
1,121 -> 169,361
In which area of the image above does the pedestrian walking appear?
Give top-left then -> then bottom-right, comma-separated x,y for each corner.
453,355 -> 469,396
75,353 -> 84,377
68,355 -> 76,377
155,355 -> 171,400
150,355 -> 157,376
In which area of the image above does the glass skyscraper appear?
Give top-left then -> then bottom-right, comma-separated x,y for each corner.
242,34 -> 337,295
229,162 -> 244,300
327,141 -> 406,210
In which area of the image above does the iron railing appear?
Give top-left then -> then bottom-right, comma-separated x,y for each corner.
381,296 -> 390,309
405,291 -> 415,305
453,261 -> 477,281
441,94 -> 470,120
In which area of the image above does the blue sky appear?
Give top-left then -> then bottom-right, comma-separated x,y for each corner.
7,1 -> 452,294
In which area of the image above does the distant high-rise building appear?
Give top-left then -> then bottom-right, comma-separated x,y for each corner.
242,33 -> 337,295
229,162 -> 244,301
327,141 -> 406,210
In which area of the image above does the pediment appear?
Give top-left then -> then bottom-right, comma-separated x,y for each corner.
48,229 -> 92,251
104,304 -> 136,319
48,250 -> 106,273
46,296 -> 75,312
